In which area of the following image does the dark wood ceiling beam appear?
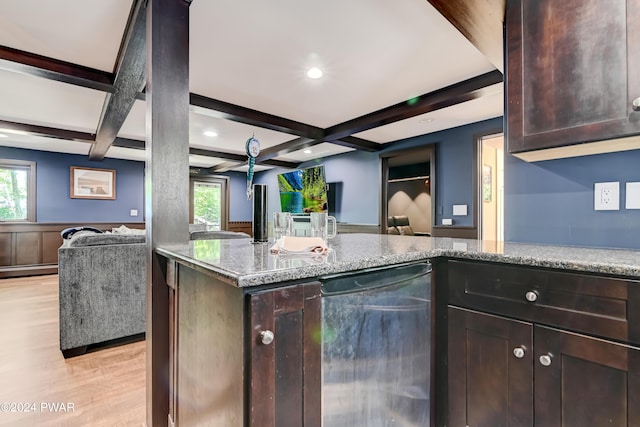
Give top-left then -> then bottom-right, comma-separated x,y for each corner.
0,45 -> 115,93
207,161 -> 240,173
426,0 -> 505,72
112,137 -> 146,150
89,0 -> 147,161
0,119 -> 94,142
323,70 -> 503,140
190,146 -> 299,168
258,158 -> 301,168
256,137 -> 321,162
189,93 -> 324,139
326,135 -> 380,152
189,147 -> 245,162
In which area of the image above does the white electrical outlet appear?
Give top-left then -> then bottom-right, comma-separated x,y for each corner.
594,182 -> 620,211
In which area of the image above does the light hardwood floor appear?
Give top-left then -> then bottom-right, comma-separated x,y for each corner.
0,274 -> 145,426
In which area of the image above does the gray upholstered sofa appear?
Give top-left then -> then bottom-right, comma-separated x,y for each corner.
58,231 -> 146,357
58,228 -> 250,357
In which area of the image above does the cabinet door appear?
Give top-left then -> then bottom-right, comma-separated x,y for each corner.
249,282 -> 321,427
506,0 -> 640,153
534,326 -> 640,427
448,307 -> 533,427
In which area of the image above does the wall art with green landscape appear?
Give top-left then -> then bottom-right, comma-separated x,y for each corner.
277,165 -> 328,214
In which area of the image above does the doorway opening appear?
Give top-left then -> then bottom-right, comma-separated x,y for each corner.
189,175 -> 229,230
380,145 -> 435,235
478,133 -> 504,241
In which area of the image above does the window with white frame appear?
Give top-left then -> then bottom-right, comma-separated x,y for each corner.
0,159 -> 36,222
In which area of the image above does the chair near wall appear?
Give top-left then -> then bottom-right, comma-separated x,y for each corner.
392,215 -> 415,235
387,217 -> 400,234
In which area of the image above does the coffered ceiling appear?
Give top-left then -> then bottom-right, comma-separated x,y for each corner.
0,0 -> 504,172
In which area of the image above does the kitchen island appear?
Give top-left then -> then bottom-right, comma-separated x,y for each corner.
156,234 -> 640,427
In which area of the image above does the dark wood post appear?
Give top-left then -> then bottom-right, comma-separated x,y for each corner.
145,0 -> 192,425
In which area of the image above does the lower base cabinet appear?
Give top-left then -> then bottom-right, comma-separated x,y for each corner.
448,307 -> 533,427
449,306 -> 640,427
167,259 -> 321,427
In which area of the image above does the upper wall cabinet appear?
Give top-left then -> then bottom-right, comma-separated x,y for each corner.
506,0 -> 640,161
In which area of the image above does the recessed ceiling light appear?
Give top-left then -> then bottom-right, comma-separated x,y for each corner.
0,133 -> 7,138
307,68 -> 323,79
303,149 -> 312,154
203,130 -> 218,137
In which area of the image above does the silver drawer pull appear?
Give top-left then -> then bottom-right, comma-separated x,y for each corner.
513,346 -> 526,359
259,330 -> 275,345
525,290 -> 539,302
633,97 -> 640,112
539,353 -> 553,366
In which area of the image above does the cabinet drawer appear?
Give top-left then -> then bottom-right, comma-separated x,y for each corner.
448,260 -> 640,345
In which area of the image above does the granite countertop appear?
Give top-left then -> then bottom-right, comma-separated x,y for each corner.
156,233 -> 640,287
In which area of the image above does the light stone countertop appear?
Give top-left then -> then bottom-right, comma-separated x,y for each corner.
156,233 -> 640,287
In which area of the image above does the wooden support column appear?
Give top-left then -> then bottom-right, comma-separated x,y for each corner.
146,0 -> 191,426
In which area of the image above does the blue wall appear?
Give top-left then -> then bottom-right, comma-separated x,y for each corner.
505,150 -> 640,249
226,171 -> 253,221
253,117 -> 503,226
7,117 -> 638,249
0,147 -> 145,223
383,117 -> 503,226
255,150 -> 380,224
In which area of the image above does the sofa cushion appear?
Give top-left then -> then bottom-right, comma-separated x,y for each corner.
67,232 -> 146,247
189,230 -> 250,240
189,223 -> 208,232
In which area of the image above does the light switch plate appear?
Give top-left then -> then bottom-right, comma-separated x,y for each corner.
130,209 -> 138,216
453,204 -> 468,216
594,182 -> 619,211
442,218 -> 453,225
626,182 -> 640,209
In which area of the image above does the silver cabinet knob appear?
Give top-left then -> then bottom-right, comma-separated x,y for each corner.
259,330 -> 274,345
633,97 -> 640,112
513,346 -> 526,359
539,353 -> 553,366
525,290 -> 539,302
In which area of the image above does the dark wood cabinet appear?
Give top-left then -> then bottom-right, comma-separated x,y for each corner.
534,326 -> 640,427
167,257 -> 321,427
249,283 -> 321,427
448,307 -> 533,427
447,259 -> 640,426
506,0 -> 640,159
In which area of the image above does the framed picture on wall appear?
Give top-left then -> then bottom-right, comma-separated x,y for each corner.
482,164 -> 492,202
70,167 -> 116,199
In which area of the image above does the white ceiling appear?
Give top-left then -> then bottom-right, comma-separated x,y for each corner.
0,0 -> 503,170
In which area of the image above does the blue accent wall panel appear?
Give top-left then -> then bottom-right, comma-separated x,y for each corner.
0,147 -> 144,223
383,117 -> 503,226
254,150 -> 380,224
504,150 -> 640,249
249,118 -> 503,227
226,171 -> 253,221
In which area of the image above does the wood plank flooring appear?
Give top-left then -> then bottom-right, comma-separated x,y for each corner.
0,275 -> 145,426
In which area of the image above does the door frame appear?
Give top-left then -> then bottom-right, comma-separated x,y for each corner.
475,128 -> 504,240
380,144 -> 436,234
189,174 -> 230,230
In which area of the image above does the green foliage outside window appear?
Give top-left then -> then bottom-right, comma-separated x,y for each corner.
0,167 -> 28,221
193,182 -> 221,229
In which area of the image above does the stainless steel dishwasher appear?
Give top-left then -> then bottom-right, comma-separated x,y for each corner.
321,262 -> 431,427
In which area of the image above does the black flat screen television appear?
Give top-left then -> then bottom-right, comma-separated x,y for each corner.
277,165 -> 328,213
